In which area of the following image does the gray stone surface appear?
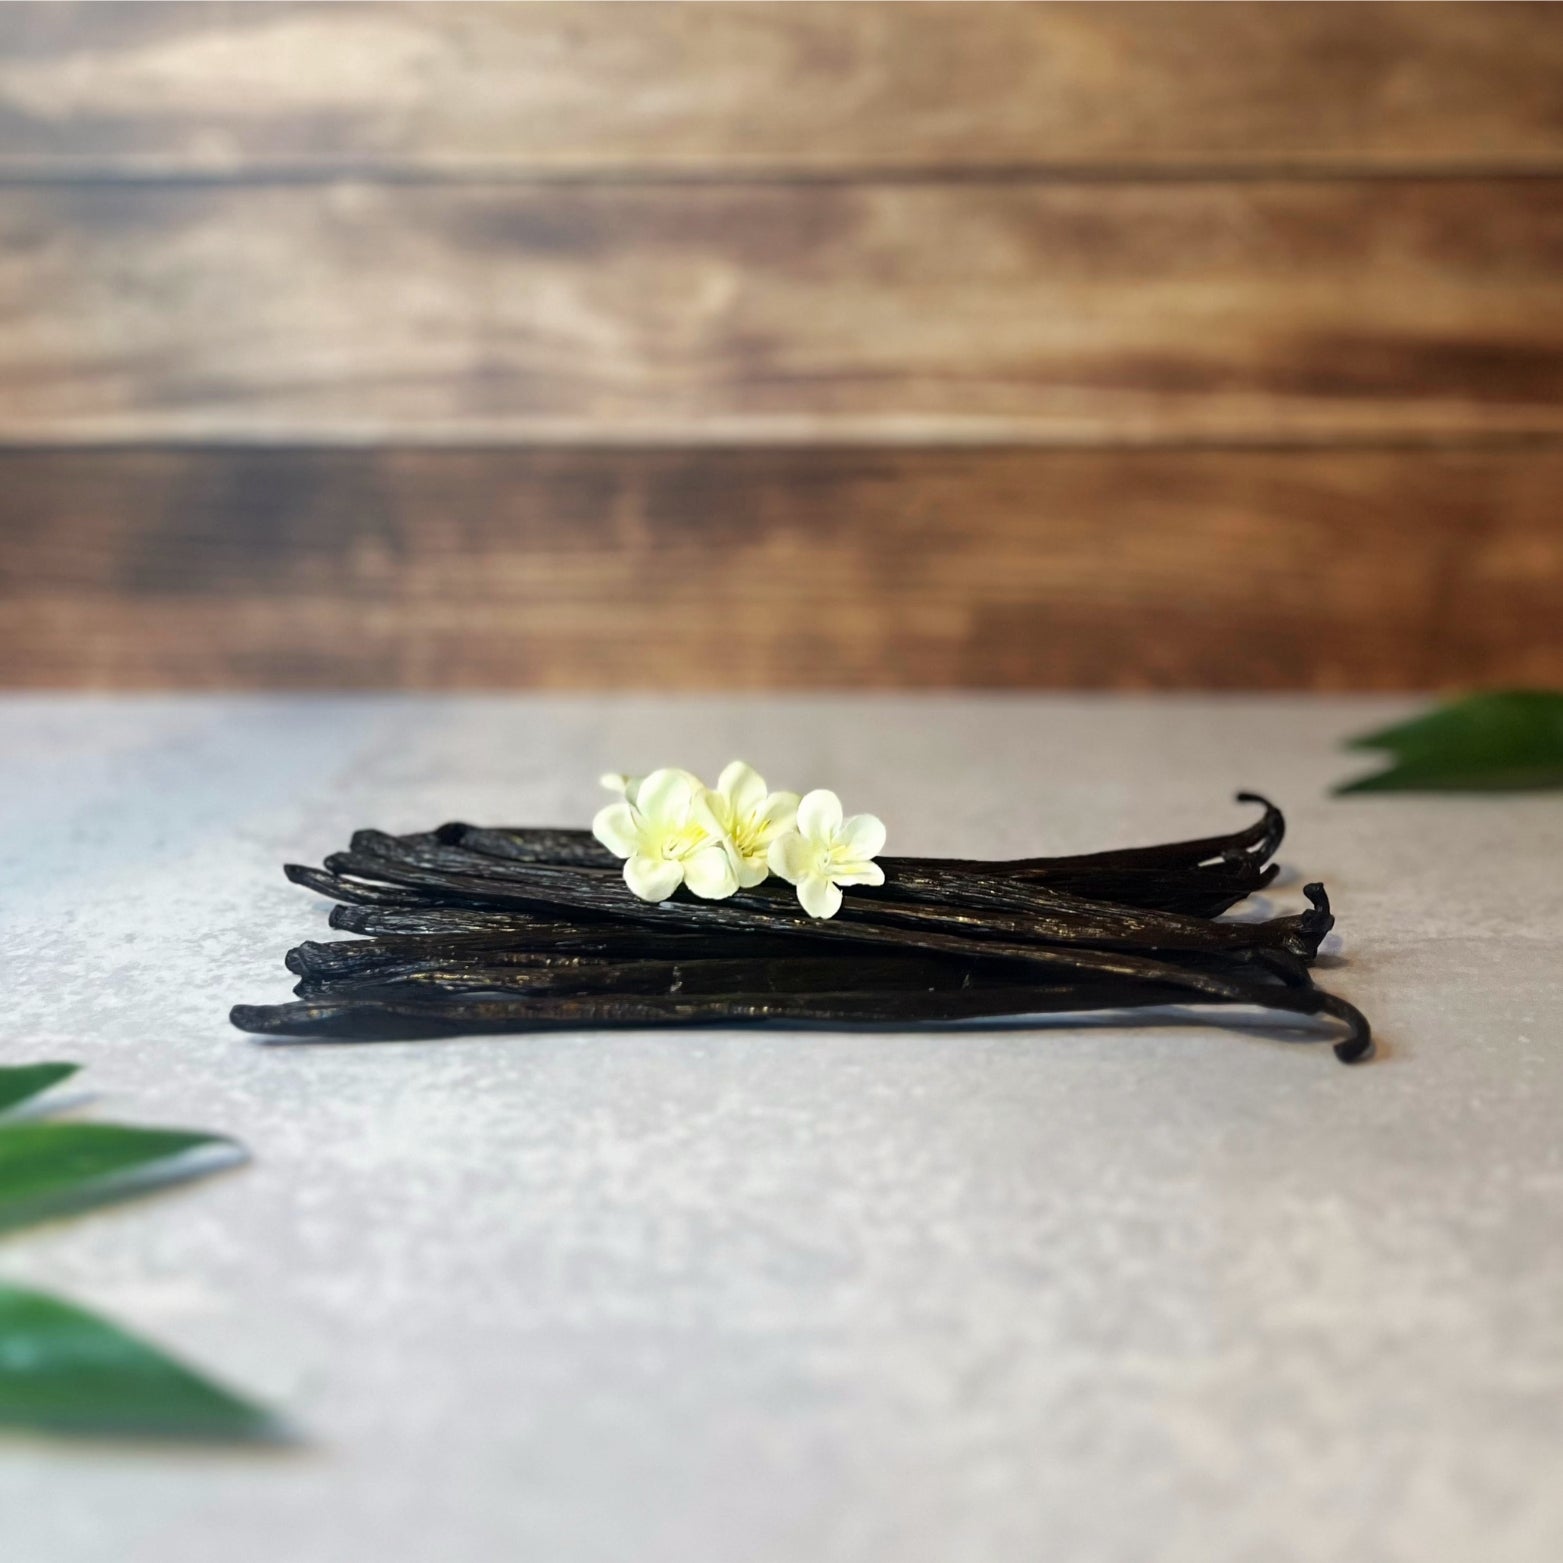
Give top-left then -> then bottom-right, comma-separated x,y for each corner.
1,695 -> 1560,1563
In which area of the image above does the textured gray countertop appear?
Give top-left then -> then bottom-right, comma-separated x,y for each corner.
1,695 -> 1560,1563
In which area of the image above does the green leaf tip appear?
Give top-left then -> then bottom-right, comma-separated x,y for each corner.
1337,689 -> 1563,794
0,1285 -> 278,1443
0,1123 -> 245,1234
0,1064 -> 80,1115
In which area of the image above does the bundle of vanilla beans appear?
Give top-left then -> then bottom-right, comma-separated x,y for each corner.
230,794 -> 1371,1063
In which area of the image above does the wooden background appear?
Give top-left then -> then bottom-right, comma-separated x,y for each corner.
1,2 -> 1560,689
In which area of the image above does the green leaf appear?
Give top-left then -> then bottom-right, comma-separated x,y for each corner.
1337,690 -> 1563,794
0,1285 -> 277,1441
0,1124 -> 243,1233
0,1064 -> 79,1115
0,1067 -> 274,1440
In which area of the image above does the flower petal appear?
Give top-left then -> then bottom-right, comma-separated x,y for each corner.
591,801 -> 641,859
767,831 -> 813,884
716,760 -> 769,817
636,767 -> 697,822
683,844 -> 739,900
796,873 -> 843,920
686,786 -> 727,843
733,855 -> 770,889
796,788 -> 843,842
624,855 -> 683,903
756,790 -> 800,835
599,772 -> 631,795
837,812 -> 886,860
831,861 -> 885,888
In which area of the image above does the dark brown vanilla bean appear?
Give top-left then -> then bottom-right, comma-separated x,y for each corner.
434,793 -> 1284,880
321,907 -> 841,961
394,830 -> 1283,942
317,880 -> 1323,1000
327,830 -> 1327,962
874,862 -> 1326,958
289,931 -> 1309,996
439,828 -> 1276,919
328,904 -> 612,938
992,792 -> 1286,876
293,952 -> 1001,1002
232,979 -> 1369,1061
272,877 -> 1361,1045
433,822 -> 614,866
290,945 -> 1318,1006
435,793 -> 1285,896
289,931 -> 850,980
234,794 -> 1372,1063
286,928 -> 813,977
287,941 -> 617,981
282,863 -> 445,908
236,984 -> 1206,1040
309,840 -> 1332,1009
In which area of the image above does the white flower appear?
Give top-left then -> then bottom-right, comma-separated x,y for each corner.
599,769 -> 700,807
592,767 -> 738,903
704,761 -> 799,889
768,789 -> 886,919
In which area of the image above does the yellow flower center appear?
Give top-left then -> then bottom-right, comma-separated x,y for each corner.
655,819 -> 711,861
730,812 -> 768,860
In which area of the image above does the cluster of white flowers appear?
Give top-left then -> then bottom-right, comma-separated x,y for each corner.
591,761 -> 886,920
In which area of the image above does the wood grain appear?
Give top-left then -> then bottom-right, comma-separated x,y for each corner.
4,4 -> 1561,694
3,446 -> 1559,690
4,179 -> 1563,445
4,3 -> 1563,178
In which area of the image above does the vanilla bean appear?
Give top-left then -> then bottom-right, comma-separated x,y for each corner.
394,829 -> 1281,943
286,927 -> 811,977
286,872 -> 1363,1048
435,792 -> 1282,876
235,793 -> 1371,1063
434,793 -> 1285,909
433,822 -> 612,866
328,904 -> 613,939
875,862 -> 1323,957
325,831 -> 1327,962
232,978 -> 1369,1061
236,984 -> 1207,1039
317,890 -> 1315,1014
293,952 -> 999,1002
291,942 -> 1322,1006
282,863 -> 443,908
308,860 -> 1314,1004
291,928 -> 1309,993
993,792 -> 1286,876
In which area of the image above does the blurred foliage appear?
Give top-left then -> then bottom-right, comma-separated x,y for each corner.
1338,690 -> 1563,793
0,1063 -> 275,1442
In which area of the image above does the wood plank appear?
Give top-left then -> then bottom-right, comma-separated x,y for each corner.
4,179 -> 1563,445
3,446 -> 1559,690
4,3 -> 1563,178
